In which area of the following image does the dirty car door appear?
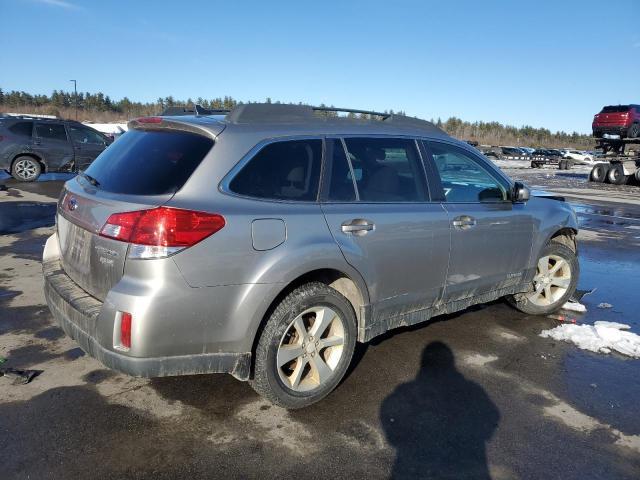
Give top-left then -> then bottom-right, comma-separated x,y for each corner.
33,122 -> 74,172
424,140 -> 533,302
67,124 -> 108,171
321,138 -> 450,336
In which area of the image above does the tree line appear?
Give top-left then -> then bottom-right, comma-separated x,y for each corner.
0,87 -> 592,148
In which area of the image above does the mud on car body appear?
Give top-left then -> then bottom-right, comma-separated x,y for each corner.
43,104 -> 579,408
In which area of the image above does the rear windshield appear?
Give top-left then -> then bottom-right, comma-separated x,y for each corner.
84,129 -> 213,195
601,105 -> 629,113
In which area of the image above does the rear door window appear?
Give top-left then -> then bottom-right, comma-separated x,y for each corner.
8,121 -> 33,137
229,139 -> 322,201
35,123 -> 68,141
84,129 -> 213,195
427,142 -> 509,203
342,137 -> 427,202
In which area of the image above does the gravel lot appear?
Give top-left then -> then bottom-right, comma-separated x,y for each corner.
1,168 -> 639,479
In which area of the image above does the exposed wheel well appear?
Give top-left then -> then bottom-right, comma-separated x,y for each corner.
550,228 -> 577,252
250,269 -> 366,372
12,154 -> 46,173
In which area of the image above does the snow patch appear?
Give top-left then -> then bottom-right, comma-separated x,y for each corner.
561,300 -> 587,313
540,321 -> 640,358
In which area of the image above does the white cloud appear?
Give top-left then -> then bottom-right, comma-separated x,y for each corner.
31,0 -> 79,9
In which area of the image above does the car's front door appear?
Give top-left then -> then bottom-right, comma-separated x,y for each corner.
67,124 -> 108,170
32,122 -> 74,172
321,137 -> 450,334
424,140 -> 534,302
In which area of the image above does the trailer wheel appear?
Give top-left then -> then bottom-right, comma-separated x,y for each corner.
590,163 -> 609,183
607,164 -> 628,185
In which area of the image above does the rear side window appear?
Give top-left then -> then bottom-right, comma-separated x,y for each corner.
84,129 -> 213,195
326,139 -> 356,201
35,123 -> 68,141
8,121 -> 33,137
229,139 -> 322,201
342,138 -> 427,202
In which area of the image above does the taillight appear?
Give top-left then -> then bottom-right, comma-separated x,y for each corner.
100,207 -> 225,258
120,312 -> 132,349
136,116 -> 163,124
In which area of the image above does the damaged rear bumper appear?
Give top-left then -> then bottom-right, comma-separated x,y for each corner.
43,258 -> 251,380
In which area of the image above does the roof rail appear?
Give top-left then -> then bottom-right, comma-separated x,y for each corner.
312,106 -> 390,119
161,104 -> 231,117
1,112 -> 59,119
224,103 -> 442,133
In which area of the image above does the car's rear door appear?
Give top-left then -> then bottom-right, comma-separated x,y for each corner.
67,124 -> 109,170
423,140 -> 534,302
33,122 -> 74,171
321,137 -> 450,332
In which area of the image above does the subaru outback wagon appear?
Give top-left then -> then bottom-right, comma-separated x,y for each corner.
43,104 -> 579,408
0,115 -> 111,182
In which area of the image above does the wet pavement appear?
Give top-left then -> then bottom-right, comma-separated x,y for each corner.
0,173 -> 639,479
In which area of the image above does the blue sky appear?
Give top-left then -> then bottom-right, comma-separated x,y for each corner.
1,0 -> 639,133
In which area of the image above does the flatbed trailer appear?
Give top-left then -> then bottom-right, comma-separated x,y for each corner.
589,137 -> 640,185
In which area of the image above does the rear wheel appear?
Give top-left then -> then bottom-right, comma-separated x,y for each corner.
608,164 -> 629,185
250,282 -> 357,409
11,156 -> 42,182
590,163 -> 609,182
509,242 -> 578,315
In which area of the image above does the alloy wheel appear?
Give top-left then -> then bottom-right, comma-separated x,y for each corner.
277,306 -> 346,392
526,254 -> 572,306
14,159 -> 39,181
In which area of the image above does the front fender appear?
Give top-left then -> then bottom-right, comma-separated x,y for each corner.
528,197 -> 578,272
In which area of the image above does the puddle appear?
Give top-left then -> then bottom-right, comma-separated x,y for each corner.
0,202 -> 57,234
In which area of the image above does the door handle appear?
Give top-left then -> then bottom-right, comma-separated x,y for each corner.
341,219 -> 375,236
452,215 -> 477,229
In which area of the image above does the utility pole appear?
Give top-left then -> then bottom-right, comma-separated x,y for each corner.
69,79 -> 77,120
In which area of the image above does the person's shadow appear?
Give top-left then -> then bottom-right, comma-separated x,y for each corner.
380,342 -> 500,479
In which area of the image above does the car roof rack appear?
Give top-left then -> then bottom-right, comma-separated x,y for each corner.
161,104 -> 231,117
0,112 -> 59,120
225,103 -> 441,132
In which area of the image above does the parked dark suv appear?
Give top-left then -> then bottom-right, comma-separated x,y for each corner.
592,105 -> 640,139
0,115 -> 111,182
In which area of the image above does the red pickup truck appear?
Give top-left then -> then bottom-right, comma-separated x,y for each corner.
592,105 -> 640,139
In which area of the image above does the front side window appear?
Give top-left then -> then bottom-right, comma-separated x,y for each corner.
229,139 -> 322,201
428,142 -> 508,203
342,137 -> 427,202
35,123 -> 68,141
69,125 -> 105,144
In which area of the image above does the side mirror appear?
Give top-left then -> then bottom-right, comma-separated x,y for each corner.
513,181 -> 530,203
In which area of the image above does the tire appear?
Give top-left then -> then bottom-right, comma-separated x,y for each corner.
607,164 -> 628,185
11,156 -> 42,182
250,282 -> 357,409
590,163 -> 609,183
558,160 -> 567,170
509,242 -> 579,315
628,123 -> 640,139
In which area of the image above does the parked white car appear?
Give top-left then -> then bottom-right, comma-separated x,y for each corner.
563,150 -> 594,165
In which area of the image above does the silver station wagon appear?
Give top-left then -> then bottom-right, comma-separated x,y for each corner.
43,104 -> 579,408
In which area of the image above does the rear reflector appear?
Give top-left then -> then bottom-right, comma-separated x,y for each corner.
120,312 -> 132,349
100,207 -> 225,258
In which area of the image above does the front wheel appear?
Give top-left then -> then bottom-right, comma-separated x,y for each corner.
628,123 -> 640,139
509,242 -> 579,315
250,282 -> 357,409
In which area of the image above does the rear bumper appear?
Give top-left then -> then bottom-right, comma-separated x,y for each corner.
592,125 -> 630,137
43,256 -> 251,380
